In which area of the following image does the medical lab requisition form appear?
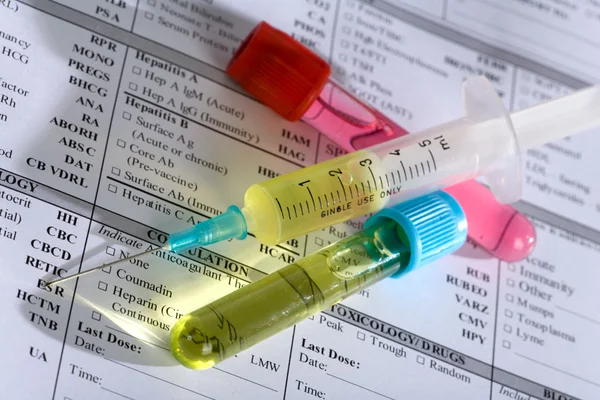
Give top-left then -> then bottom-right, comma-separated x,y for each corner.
0,0 -> 599,398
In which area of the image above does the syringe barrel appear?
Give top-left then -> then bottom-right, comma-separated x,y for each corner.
244,150 -> 384,244
244,109 -> 510,245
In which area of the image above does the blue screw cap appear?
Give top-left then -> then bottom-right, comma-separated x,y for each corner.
364,191 -> 467,278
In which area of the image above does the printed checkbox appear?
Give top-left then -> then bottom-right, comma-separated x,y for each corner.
106,246 -> 115,256
98,281 -> 108,291
507,279 -> 515,287
342,26 -> 351,34
356,331 -> 365,341
122,112 -> 131,121
145,11 -> 154,20
308,315 -> 314,320
132,66 -> 141,75
503,340 -> 511,349
508,264 -> 516,272
339,54 -> 347,62
116,139 -> 126,148
505,309 -> 513,318
111,167 -> 121,176
506,294 -> 514,303
340,40 -> 349,49
416,356 -> 425,365
128,82 -> 138,91
315,237 -> 323,246
344,12 -> 353,21
91,311 -> 102,321
148,0 -> 156,5
108,184 -> 117,194
102,266 -> 112,274
504,324 -> 512,333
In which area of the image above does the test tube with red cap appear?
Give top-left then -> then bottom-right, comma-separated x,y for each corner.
226,21 -> 536,262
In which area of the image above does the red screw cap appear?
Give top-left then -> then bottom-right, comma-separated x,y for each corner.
226,21 -> 331,121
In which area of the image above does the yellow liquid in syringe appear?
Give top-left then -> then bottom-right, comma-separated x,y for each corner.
243,150 -> 392,244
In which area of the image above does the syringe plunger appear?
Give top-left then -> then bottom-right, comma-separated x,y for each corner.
418,77 -> 600,204
511,85 -> 600,151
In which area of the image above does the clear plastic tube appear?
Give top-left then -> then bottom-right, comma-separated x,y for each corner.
170,220 -> 408,369
170,191 -> 467,370
302,81 -> 404,150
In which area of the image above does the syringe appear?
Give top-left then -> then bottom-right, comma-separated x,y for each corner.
170,191 -> 467,369
47,74 -> 600,286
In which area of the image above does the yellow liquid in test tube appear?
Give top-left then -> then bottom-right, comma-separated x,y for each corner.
170,221 -> 409,369
169,190 -> 468,369
244,150 -> 389,244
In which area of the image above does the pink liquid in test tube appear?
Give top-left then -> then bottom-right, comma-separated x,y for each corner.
227,21 -> 535,262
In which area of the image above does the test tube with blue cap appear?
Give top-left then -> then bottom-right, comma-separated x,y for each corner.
169,190 -> 468,369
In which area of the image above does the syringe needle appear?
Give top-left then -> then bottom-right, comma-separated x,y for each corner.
44,207 -> 248,288
45,245 -> 168,287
